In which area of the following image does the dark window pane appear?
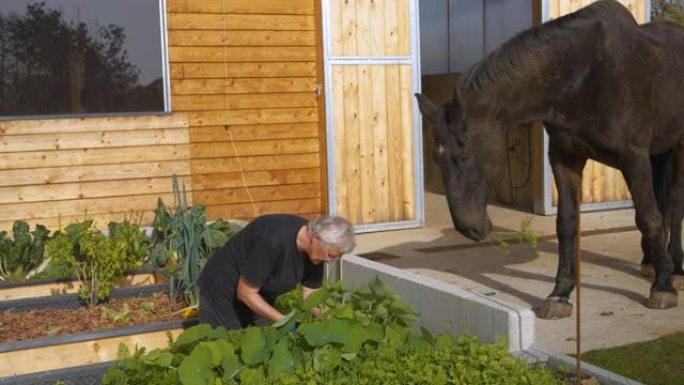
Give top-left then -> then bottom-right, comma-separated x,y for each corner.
0,0 -> 165,117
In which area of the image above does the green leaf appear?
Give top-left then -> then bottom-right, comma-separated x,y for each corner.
207,326 -> 229,340
116,343 -> 131,360
178,345 -> 214,385
396,312 -> 419,327
331,305 -> 354,320
272,309 -> 296,328
312,345 -> 342,373
142,350 -> 174,368
202,228 -> 228,251
240,327 -> 276,366
386,325 -> 410,347
221,351 -> 243,381
198,340 -> 234,367
267,338 -> 298,376
273,310 -> 298,338
353,310 -> 372,326
373,304 -> 389,319
368,276 -> 394,298
298,322 -> 337,347
302,287 -> 329,311
389,295 -> 418,315
299,318 -> 374,353
435,334 -> 454,350
173,324 -> 213,350
420,327 -> 435,345
238,367 -> 265,384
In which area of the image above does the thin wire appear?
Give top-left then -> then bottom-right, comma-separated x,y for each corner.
221,0 -> 258,218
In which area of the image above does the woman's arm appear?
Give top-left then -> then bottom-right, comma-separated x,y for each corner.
236,276 -> 284,323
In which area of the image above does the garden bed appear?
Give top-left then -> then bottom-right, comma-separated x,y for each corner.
0,292 -> 184,342
0,286 -> 196,379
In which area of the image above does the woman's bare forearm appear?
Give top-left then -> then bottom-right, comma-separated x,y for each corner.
236,276 -> 284,323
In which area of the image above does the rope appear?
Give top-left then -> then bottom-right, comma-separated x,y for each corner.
221,0 -> 258,218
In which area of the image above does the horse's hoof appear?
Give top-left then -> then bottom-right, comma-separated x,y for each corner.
537,298 -> 573,319
646,291 -> 678,309
672,275 -> 684,291
640,264 -> 655,277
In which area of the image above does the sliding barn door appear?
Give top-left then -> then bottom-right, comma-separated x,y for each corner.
322,0 -> 423,232
539,0 -> 650,214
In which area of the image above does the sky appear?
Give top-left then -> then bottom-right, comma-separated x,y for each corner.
0,0 -> 164,85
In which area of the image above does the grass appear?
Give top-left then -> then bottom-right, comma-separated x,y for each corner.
580,332 -> 684,385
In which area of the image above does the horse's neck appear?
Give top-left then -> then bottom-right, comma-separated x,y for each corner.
466,87 -> 552,131
462,22 -> 601,130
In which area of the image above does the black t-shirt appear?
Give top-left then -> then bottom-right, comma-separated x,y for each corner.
198,214 -> 323,304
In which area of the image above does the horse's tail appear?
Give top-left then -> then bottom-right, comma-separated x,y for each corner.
651,150 -> 674,249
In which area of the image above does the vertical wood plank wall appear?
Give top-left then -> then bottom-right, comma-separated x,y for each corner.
328,0 -> 416,226
0,0 -> 328,232
548,0 -> 647,206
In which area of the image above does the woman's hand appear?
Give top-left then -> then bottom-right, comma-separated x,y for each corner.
301,285 -> 323,318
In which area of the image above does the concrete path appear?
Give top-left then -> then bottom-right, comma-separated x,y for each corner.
354,192 -> 684,354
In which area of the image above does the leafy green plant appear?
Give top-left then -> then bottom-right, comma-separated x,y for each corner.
46,218 -> 149,306
0,220 -> 51,282
103,278 -> 562,385
489,216 -> 539,253
148,175 -> 239,308
101,303 -> 133,323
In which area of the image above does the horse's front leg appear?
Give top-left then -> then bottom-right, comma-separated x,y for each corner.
621,151 -> 677,309
666,146 -> 684,290
538,143 -> 586,319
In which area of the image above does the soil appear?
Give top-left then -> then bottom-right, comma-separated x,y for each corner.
0,292 -> 186,343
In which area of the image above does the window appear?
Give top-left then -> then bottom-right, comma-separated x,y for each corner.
0,0 -> 168,118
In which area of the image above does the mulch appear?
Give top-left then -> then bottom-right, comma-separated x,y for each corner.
0,292 -> 186,343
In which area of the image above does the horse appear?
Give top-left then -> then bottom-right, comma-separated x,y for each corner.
415,0 -> 684,319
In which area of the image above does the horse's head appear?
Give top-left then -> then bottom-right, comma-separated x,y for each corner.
415,92 -> 492,241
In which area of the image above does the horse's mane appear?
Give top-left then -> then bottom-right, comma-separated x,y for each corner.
457,0 -> 637,103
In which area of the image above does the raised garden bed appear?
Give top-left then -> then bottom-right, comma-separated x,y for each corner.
1,254 -> 643,385
0,285 -> 197,379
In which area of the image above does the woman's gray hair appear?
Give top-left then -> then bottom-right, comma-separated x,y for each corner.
308,215 -> 356,253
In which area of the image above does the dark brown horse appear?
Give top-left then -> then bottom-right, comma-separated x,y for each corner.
416,0 -> 684,319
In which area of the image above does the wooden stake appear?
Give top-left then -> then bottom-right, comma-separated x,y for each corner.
576,184 -> 582,384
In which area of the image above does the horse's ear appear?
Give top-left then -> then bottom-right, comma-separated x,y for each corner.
415,93 -> 440,122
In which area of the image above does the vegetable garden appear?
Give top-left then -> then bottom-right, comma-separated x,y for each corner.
102,279 -> 565,385
0,177 -> 588,384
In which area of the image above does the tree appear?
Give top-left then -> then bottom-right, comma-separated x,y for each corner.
652,0 -> 684,25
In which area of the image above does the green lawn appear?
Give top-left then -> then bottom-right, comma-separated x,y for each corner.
581,332 -> 684,385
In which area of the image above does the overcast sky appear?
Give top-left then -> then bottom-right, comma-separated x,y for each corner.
1,0 -> 163,85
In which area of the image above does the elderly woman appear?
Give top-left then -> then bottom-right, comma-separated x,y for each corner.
198,214 -> 356,329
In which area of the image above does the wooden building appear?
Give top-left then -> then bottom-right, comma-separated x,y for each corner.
0,0 -> 649,234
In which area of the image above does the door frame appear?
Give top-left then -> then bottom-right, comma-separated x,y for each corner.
321,0 -> 425,233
